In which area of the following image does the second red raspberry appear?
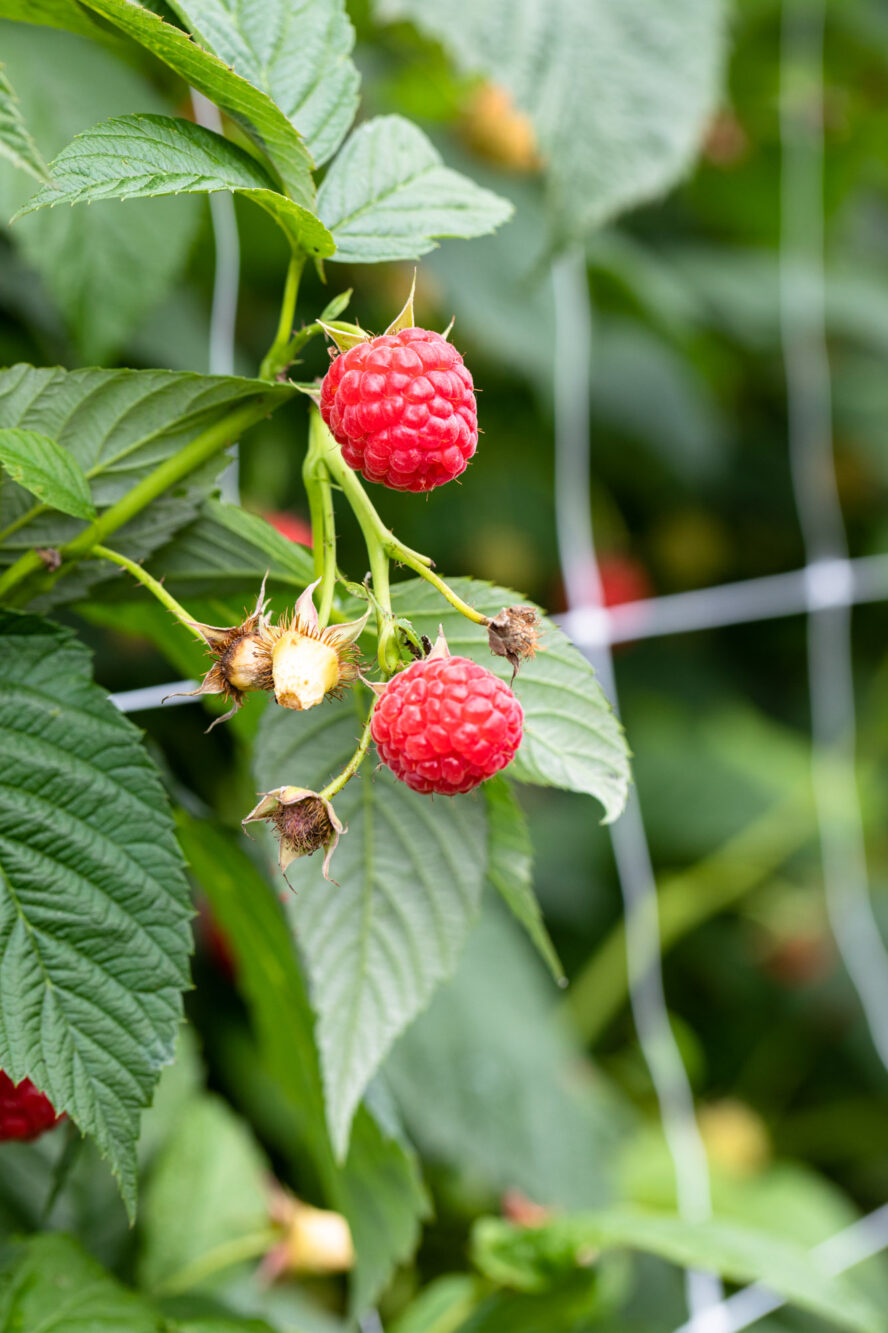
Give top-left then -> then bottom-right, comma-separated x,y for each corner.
320,327 -> 478,493
0,1072 -> 63,1141
371,654 -> 523,795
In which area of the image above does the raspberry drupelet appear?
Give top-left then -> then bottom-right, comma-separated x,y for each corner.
371,645 -> 523,796
320,326 -> 478,493
0,1072 -> 62,1141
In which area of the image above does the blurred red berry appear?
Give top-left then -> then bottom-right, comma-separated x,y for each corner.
265,512 -> 313,546
598,553 -> 652,607
371,654 -> 523,795
0,1073 -> 62,1141
320,327 -> 478,492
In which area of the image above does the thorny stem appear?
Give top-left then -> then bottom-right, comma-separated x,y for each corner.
260,250 -> 306,381
0,395 -> 277,603
303,411 -> 338,629
92,546 -> 206,641
320,711 -> 375,801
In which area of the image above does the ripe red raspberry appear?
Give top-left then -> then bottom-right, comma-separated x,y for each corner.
371,654 -> 523,795
0,1073 -> 62,1141
320,327 -> 478,493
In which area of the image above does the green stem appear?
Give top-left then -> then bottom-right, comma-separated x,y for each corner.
311,414 -> 489,633
564,789 -> 814,1044
320,711 -> 375,800
92,546 -> 205,639
260,250 -> 305,381
156,1228 -> 281,1295
0,395 -> 277,603
303,410 -> 337,630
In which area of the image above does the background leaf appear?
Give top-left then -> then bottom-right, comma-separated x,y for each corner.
0,365 -> 293,607
385,904 -> 626,1212
254,687 -> 487,1162
0,65 -> 48,182
0,1232 -> 166,1332
389,577 -> 630,820
0,21 -> 200,363
375,0 -> 726,240
177,813 -> 429,1314
167,0 -> 359,166
77,0 -> 316,207
138,1094 -> 269,1296
318,115 -> 513,262
0,427 -> 95,520
0,611 -> 192,1214
483,776 -> 562,984
0,0 -> 104,39
19,115 -> 335,258
472,1210 -> 883,1333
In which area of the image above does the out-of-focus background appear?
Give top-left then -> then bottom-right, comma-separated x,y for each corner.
2,1 -> 888,1329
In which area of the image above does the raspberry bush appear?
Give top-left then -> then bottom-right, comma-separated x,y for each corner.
0,3 -> 872,1331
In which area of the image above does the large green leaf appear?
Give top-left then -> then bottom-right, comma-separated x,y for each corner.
138,1094 -> 270,1295
386,905 -> 626,1212
167,0 -> 359,166
0,365 -> 293,608
0,0 -> 103,38
375,0 -> 725,239
255,687 -> 487,1161
483,776 -> 562,984
0,64 -> 48,182
76,0 -> 316,206
472,1210 -> 883,1333
18,114 -> 335,258
318,116 -> 513,263
177,813 -> 429,1314
0,21 -> 201,363
147,498 -> 316,601
0,612 -> 192,1214
0,1233 -> 166,1332
389,577 -> 630,820
0,427 -> 95,520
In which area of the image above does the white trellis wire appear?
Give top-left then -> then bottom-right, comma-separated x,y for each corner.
190,90 -> 241,503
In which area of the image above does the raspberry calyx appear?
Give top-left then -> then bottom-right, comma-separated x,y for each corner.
369,633 -> 523,795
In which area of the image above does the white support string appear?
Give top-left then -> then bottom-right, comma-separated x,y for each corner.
552,247 -> 724,1326
190,90 -> 241,503
672,1202 -> 888,1333
779,0 -> 888,1072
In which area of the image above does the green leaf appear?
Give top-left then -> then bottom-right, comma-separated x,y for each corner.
0,611 -> 192,1216
0,1233 -> 166,1332
255,687 -> 487,1161
388,1275 -> 479,1333
18,114 -> 335,258
0,427 -> 95,521
147,498 -> 316,601
318,115 -> 513,263
76,0 -> 316,207
471,1210 -> 883,1333
167,0 -> 359,166
0,65 -> 48,182
138,1095 -> 270,1295
0,0 -> 104,39
0,21 -> 201,363
389,577 -> 630,820
375,0 -> 726,239
483,776 -> 563,984
0,365 -> 293,608
386,905 -> 625,1212
177,812 -> 430,1315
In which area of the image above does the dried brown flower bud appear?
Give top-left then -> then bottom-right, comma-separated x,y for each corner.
486,604 -> 541,678
169,580 -> 274,729
242,786 -> 344,880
